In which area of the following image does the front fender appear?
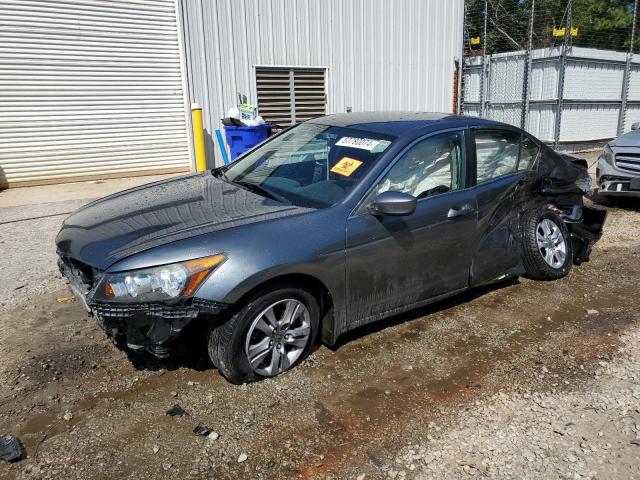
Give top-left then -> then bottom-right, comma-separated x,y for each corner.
194,256 -> 344,307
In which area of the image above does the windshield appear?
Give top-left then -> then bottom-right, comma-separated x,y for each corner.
221,123 -> 396,208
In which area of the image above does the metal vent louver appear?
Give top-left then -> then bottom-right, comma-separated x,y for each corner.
256,67 -> 326,125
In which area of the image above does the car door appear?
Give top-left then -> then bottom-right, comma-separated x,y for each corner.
469,128 -> 540,286
345,130 -> 479,326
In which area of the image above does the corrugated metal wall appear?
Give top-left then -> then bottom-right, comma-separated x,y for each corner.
180,0 -> 465,167
463,47 -> 640,145
0,0 -> 193,187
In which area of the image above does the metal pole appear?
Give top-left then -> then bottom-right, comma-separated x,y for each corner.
453,58 -> 460,114
480,0 -> 489,117
521,0 -> 535,130
554,0 -> 572,150
191,103 -> 207,172
459,3 -> 468,115
618,0 -> 638,136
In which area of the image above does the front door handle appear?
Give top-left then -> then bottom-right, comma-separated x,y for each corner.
447,204 -> 476,219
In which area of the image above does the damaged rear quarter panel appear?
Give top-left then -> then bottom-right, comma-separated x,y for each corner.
469,171 -> 533,287
470,141 -> 605,286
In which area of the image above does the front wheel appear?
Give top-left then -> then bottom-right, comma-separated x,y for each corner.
521,209 -> 573,281
208,285 -> 320,384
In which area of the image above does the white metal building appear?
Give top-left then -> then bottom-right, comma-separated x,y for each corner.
0,0 -> 464,187
181,0 -> 465,167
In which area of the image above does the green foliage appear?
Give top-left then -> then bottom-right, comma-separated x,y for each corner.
465,0 -> 637,53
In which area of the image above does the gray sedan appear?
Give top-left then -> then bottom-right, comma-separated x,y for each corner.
56,112 -> 606,384
596,123 -> 640,201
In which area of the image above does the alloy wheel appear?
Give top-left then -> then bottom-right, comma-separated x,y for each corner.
244,299 -> 311,377
536,218 -> 567,269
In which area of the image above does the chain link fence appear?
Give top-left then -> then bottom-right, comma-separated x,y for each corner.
461,0 -> 640,151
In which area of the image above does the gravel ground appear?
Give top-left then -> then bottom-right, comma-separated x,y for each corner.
0,174 -> 177,309
0,212 -> 68,309
393,325 -> 640,479
0,173 -> 639,479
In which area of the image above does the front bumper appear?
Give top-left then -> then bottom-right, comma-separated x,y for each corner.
57,255 -> 228,353
596,155 -> 640,197
93,298 -> 227,352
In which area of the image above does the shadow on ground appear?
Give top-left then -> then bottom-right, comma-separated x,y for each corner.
589,195 -> 640,212
123,277 -> 520,373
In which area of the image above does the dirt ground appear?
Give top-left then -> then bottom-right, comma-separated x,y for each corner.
1,177 -> 640,479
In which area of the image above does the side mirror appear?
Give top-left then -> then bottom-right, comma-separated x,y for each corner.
632,122 -> 640,131
369,191 -> 417,216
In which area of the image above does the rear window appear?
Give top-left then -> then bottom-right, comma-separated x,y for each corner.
475,130 -> 521,183
518,135 -> 540,171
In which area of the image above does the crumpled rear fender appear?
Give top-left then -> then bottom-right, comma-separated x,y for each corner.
546,198 -> 606,265
537,150 -> 607,265
565,206 -> 607,265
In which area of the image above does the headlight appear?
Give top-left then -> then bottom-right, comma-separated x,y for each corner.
601,144 -> 614,165
93,254 -> 226,303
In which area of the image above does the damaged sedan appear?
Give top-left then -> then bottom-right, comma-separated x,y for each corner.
56,112 -> 606,384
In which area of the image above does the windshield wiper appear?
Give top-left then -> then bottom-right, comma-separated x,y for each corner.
232,180 -> 291,205
213,168 -> 291,204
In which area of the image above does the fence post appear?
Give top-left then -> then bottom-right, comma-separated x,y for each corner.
521,0 -> 535,130
453,58 -> 460,114
618,0 -> 638,136
458,2 -> 469,115
480,0 -> 489,117
554,0 -> 572,150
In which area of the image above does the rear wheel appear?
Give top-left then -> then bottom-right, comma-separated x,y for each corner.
208,285 -> 320,384
521,209 -> 572,281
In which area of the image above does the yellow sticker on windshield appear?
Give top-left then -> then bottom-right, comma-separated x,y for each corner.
330,157 -> 363,177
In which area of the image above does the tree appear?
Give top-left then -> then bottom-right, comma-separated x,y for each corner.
465,0 -> 637,53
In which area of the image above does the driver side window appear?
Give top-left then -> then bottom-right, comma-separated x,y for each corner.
372,131 -> 465,199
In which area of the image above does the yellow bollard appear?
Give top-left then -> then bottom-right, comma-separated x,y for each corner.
191,103 -> 207,172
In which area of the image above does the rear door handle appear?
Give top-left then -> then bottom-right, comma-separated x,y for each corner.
447,204 -> 476,219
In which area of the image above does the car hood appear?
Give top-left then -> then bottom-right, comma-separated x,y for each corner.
610,130 -> 640,147
56,173 -> 312,270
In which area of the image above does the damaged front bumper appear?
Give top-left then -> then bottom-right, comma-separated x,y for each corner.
94,298 -> 227,355
57,256 -> 228,356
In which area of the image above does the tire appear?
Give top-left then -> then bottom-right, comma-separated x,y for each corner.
520,208 -> 573,281
208,284 -> 320,384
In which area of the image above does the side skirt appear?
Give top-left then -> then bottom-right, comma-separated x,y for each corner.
325,287 -> 469,346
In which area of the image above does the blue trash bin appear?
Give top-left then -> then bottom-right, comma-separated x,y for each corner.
223,124 -> 271,160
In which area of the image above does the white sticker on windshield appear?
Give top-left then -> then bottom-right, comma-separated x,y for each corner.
336,137 -> 391,153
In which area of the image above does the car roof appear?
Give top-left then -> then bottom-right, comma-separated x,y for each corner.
307,111 -> 507,137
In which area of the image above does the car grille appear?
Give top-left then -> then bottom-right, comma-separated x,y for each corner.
615,152 -> 640,173
92,302 -> 200,318
91,298 -> 227,318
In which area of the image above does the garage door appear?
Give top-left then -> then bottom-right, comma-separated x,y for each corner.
0,0 -> 192,187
